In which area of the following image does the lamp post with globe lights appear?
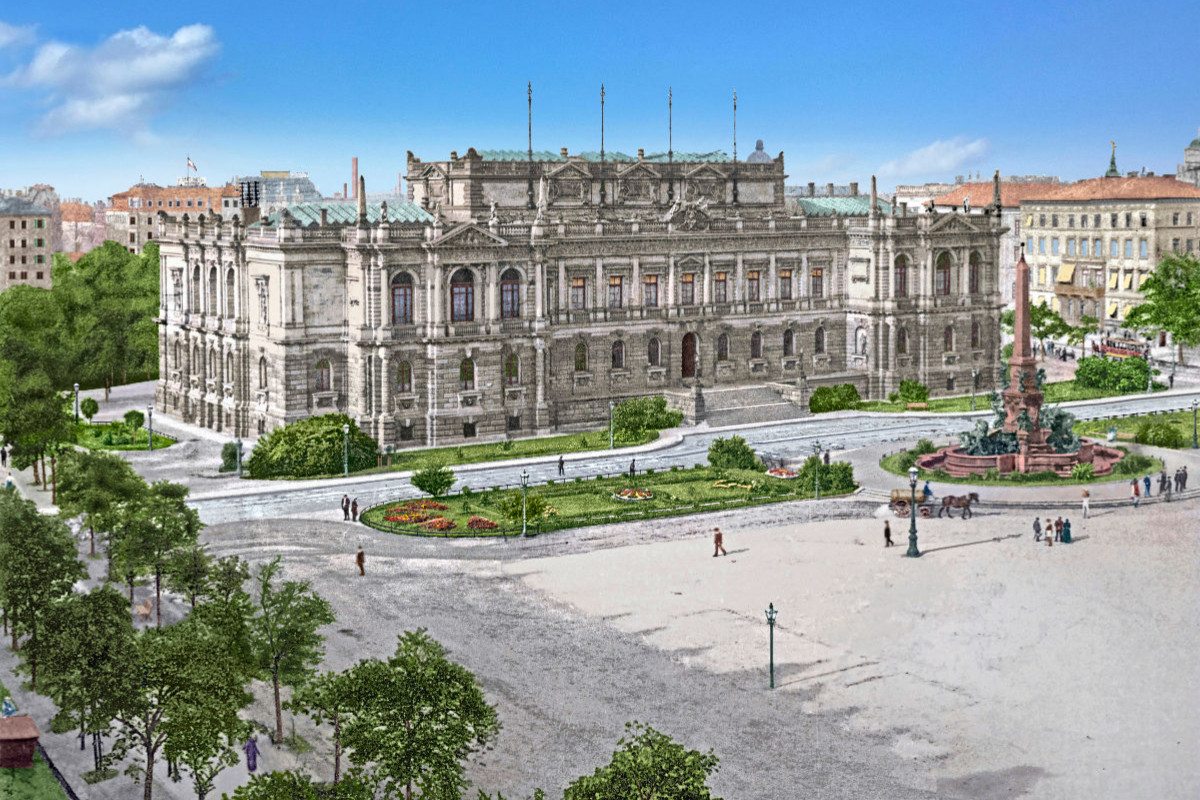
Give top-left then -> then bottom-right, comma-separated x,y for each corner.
1193,399 -> 1198,450
521,468 -> 529,536
609,400 -> 615,450
73,383 -> 79,424
342,424 -> 350,476
906,465 -> 921,557
765,603 -> 778,689
971,368 -> 980,412
147,404 -> 154,452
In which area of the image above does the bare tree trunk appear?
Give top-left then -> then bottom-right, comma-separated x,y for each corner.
89,525 -> 95,557
105,372 -> 111,403
128,576 -> 135,605
155,569 -> 162,628
32,457 -> 40,486
333,716 -> 341,785
143,745 -> 154,800
272,669 -> 283,744
50,454 -> 57,504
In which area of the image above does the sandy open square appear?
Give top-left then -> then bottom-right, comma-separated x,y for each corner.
509,504 -> 1200,798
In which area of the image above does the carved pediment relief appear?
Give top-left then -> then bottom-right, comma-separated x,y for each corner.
546,161 -> 594,181
928,213 -> 982,235
617,161 -> 662,180
432,224 -> 508,248
684,162 -> 727,180
675,255 -> 704,270
619,178 -> 657,204
418,163 -> 449,180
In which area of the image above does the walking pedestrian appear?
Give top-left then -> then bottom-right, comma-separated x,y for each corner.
3,470 -> 11,491
0,445 -> 6,469
243,737 -> 260,773
1169,373 -> 1175,390
922,481 -> 934,504
1131,479 -> 1140,508
351,498 -> 359,522
629,459 -> 636,478
1033,517 -> 1042,542
712,527 -> 727,557
356,547 -> 365,576
341,495 -> 350,521
1165,478 -> 1172,502
1183,466 -> 1189,491
557,455 -> 565,476
1054,516 -> 1063,542
1143,474 -> 1152,498
1061,518 -> 1072,544
1045,518 -> 1054,547
823,450 -> 831,466
884,520 -> 894,547
1175,468 -> 1183,493
1159,469 -> 1168,495
1081,487 -> 1090,519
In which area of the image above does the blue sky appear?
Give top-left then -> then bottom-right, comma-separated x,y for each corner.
1,0 -> 1197,201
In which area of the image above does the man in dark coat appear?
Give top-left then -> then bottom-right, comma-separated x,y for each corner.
884,520 -> 894,547
558,455 -> 565,476
713,527 -> 727,557
341,495 -> 350,521
351,498 -> 359,522
243,737 -> 260,772
356,547 -> 365,576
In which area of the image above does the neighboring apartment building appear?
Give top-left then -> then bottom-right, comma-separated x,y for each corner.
1022,153 -> 1200,331
107,178 -> 240,253
60,200 -> 107,257
929,180 -> 1062,304
155,145 -> 1004,444
0,196 -> 53,291
231,170 -> 323,218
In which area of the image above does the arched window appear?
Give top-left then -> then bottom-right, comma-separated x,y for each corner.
224,352 -> 233,383
258,356 -> 267,389
173,340 -> 180,369
391,272 -> 413,325
783,328 -> 794,357
225,268 -> 236,318
894,254 -> 908,298
897,328 -> 908,355
315,360 -> 331,392
500,268 -> 521,319
750,331 -> 763,359
611,340 -> 626,370
854,327 -> 867,354
208,266 -> 218,315
971,321 -> 981,349
574,343 -> 588,372
717,333 -> 730,361
397,360 -> 413,393
814,327 -> 826,354
944,325 -> 955,352
968,251 -> 981,294
935,252 -> 952,296
190,343 -> 199,373
647,337 -> 661,367
459,359 -> 475,391
504,353 -> 519,386
451,268 -> 474,322
191,266 -> 200,312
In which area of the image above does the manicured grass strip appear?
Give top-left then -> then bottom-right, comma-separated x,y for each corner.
879,448 -> 1163,487
1075,410 -> 1199,448
362,466 -> 856,536
74,422 -> 175,451
855,380 -> 1165,414
0,679 -> 70,800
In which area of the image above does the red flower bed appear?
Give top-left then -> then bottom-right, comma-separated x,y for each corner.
384,512 -> 431,524
467,516 -> 499,530
422,517 -> 457,531
388,500 -> 447,512
382,499 -> 452,525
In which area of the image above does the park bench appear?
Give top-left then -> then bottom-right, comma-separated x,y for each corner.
906,402 -> 927,410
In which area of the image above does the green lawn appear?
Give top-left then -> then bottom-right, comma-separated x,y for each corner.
856,380 -> 1165,414
74,422 -> 175,451
361,465 -> 854,536
0,679 -> 70,800
1075,410 -> 1199,448
880,447 -> 1163,487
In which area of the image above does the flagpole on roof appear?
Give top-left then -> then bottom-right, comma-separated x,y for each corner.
732,91 -> 739,206
599,83 -> 606,209
668,86 -> 674,204
527,81 -> 534,209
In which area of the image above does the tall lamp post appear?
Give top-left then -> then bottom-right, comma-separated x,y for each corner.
906,465 -> 921,558
609,400 -> 615,450
1192,399 -> 1198,450
73,383 -> 80,424
765,602 -> 777,690
971,368 -> 980,412
342,424 -> 350,476
812,440 -> 821,500
520,468 -> 529,536
146,404 -> 154,452
235,438 -> 243,477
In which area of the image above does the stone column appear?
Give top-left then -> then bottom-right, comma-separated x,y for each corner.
768,252 -> 777,304
631,257 -> 641,307
534,259 -> 544,319
379,347 -> 390,443
558,259 -> 567,312
595,258 -> 604,313
703,253 -> 712,305
487,262 -> 499,321
667,256 -> 676,308
735,253 -> 744,306
800,253 -> 808,297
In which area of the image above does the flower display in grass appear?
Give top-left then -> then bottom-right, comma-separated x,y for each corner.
384,511 -> 431,524
614,487 -> 653,501
766,468 -> 798,479
467,516 -> 498,530
713,479 -> 754,490
422,517 -> 457,531
382,500 -> 451,525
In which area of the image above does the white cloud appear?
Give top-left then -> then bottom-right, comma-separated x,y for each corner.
878,137 -> 989,179
0,21 -> 35,49
5,23 -> 219,137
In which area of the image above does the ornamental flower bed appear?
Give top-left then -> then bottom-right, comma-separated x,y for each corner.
766,468 -> 798,479
712,479 -> 754,490
467,516 -> 499,530
421,517 -> 457,531
384,511 -> 431,524
404,500 -> 448,511
614,487 -> 653,501
383,499 -> 451,524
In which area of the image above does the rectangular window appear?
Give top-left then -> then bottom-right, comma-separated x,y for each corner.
1173,238 -> 1181,252
1125,212 -> 1132,227
810,267 -> 824,297
1139,240 -> 1148,259
501,279 -> 519,318
1067,239 -> 1075,255
451,281 -> 474,322
1081,239 -> 1089,256
571,277 -> 587,310
1051,239 -> 1059,255
1081,215 -> 1089,229
681,273 -> 695,305
35,239 -> 43,248
779,269 -> 792,300
1125,240 -> 1132,258
20,220 -> 26,229
1188,213 -> 1194,225
643,274 -> 658,307
1068,215 -> 1074,228
20,271 -> 26,278
1051,214 -> 1058,228
1094,214 -> 1100,228
1038,237 -> 1045,254
35,255 -> 43,264
1173,213 -> 1180,225
1094,237 -> 1101,255
608,275 -> 623,308
1026,236 -> 1033,252
392,284 -> 412,324
1111,239 -> 1119,258
1039,214 -> 1046,226
35,272 -> 42,280
129,233 -> 136,243
1140,213 -> 1147,227
1111,213 -> 1119,227
713,272 -> 728,303
747,270 -> 760,302
1038,267 -> 1046,286
129,216 -> 136,225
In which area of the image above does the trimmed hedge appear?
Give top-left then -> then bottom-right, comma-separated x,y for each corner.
707,436 -> 764,471
612,396 -> 683,440
245,414 -> 378,478
809,383 -> 861,413
1074,355 -> 1154,394
1135,421 -> 1185,448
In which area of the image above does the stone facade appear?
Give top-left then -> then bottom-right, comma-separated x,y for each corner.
108,180 -> 240,254
154,149 -> 1005,445
0,196 -> 53,291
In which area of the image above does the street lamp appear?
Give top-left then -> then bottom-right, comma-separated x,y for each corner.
520,468 -> 529,536
765,603 -> 778,690
235,437 -> 243,477
609,399 -> 615,450
1193,399 -> 1198,450
73,383 -> 79,424
906,465 -> 921,558
971,368 -> 980,412
812,440 -> 821,500
146,404 -> 154,452
342,423 -> 350,476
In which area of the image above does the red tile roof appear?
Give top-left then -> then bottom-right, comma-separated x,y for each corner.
930,182 -> 1062,208
60,202 -> 95,223
1020,176 -> 1200,203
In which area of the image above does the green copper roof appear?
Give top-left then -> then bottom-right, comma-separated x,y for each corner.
1105,152 -> 1121,178
264,202 -> 433,226
794,196 -> 892,217
1190,138 -> 1200,148
475,149 -> 730,163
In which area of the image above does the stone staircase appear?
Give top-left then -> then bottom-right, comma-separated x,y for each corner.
699,384 -> 809,427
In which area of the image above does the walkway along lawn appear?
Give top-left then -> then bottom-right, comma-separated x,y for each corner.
855,380 -> 1166,414
361,465 -> 857,537
1075,409 -> 1200,448
0,679 -> 70,800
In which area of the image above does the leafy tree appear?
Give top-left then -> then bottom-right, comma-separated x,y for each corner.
1028,302 -> 1067,361
341,629 -> 499,800
244,414 -> 378,478
499,491 -> 547,525
563,721 -> 721,800
612,396 -> 683,440
222,768 -> 377,800
999,308 -> 1016,334
287,669 -> 359,785
707,436 -> 763,471
125,409 -> 146,431
897,379 -> 929,405
80,396 -> 99,423
122,481 -> 203,627
166,545 -> 212,609
163,693 -> 249,800
107,619 -> 252,800
411,464 -> 456,498
56,448 -> 147,556
1074,355 -> 1155,393
248,556 -> 336,743
191,556 -> 255,680
1127,253 -> 1200,365
1062,315 -> 1099,349
0,491 -> 87,688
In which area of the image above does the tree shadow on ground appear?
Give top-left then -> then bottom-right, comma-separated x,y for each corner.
936,765 -> 1048,799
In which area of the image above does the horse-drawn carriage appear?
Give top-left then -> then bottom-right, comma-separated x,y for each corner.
889,489 -> 979,519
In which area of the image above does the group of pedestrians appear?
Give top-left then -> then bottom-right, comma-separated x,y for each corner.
1033,516 -> 1073,546
341,495 -> 359,521
1130,466 -> 1190,507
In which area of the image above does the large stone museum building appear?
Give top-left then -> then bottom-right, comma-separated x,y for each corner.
154,147 -> 1005,446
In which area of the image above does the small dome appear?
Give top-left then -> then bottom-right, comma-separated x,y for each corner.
1190,137 -> 1200,149
746,138 -> 771,163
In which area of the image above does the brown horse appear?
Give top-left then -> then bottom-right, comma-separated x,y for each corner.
938,492 -> 980,519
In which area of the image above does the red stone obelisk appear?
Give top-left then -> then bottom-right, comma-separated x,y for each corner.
1002,249 -> 1043,434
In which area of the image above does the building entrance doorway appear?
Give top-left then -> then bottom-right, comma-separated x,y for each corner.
682,333 -> 697,378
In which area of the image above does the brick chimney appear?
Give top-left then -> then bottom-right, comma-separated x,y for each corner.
826,183 -> 835,197
808,182 -> 815,197
351,158 -> 359,200
849,182 -> 859,196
